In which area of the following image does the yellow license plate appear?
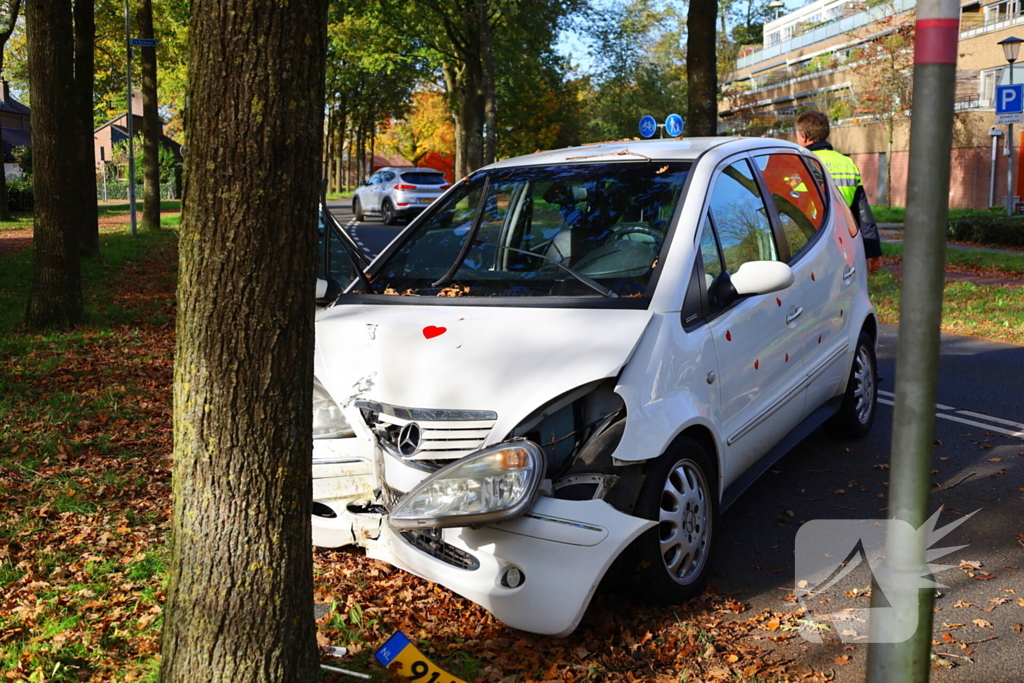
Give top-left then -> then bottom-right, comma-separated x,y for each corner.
375,631 -> 467,683
421,198 -> 435,204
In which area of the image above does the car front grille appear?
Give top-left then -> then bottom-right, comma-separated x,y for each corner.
356,400 -> 497,462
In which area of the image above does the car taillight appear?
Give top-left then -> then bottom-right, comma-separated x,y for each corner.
394,184 -> 416,190
440,184 -> 451,190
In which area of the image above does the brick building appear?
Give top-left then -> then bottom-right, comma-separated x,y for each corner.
719,0 -> 1024,209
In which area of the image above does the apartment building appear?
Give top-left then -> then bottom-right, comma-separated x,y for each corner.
719,0 -> 1024,209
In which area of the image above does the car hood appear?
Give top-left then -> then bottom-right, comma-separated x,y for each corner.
314,303 -> 653,441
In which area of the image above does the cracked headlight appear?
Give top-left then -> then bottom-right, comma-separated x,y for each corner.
389,440 -> 545,529
313,378 -> 354,439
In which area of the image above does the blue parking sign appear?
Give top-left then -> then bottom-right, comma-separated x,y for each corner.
996,84 -> 1024,114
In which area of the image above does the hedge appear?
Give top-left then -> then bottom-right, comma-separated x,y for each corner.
7,182 -> 32,211
948,216 -> 1024,248
98,183 -> 177,201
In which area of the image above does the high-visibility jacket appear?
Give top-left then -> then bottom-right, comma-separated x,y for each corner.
812,149 -> 860,208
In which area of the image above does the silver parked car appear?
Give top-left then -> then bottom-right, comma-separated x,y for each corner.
352,166 -> 450,225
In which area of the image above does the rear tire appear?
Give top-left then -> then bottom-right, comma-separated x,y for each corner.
381,199 -> 397,226
826,331 -> 877,438
353,197 -> 364,222
628,438 -> 718,604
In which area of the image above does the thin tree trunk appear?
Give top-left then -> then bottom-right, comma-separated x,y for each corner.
158,0 -> 327,679
0,0 -> 22,223
25,0 -> 83,329
687,0 -> 719,136
0,70 -> 10,223
478,0 -> 496,166
138,0 -> 161,229
74,0 -> 99,255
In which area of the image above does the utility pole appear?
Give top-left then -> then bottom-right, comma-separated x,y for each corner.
865,0 -> 959,680
124,0 -> 138,237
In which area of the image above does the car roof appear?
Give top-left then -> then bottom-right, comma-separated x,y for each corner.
480,137 -> 806,170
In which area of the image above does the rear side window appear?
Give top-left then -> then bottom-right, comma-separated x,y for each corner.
754,153 -> 826,261
708,159 -> 779,272
400,172 -> 446,185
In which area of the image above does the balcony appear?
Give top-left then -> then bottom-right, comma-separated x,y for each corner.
736,0 -> 916,70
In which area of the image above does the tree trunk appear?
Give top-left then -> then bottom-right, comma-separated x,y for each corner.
0,1 -> 22,223
0,70 -> 10,223
138,0 -> 162,229
478,0 -> 496,166
25,0 -> 83,329
74,0 -> 99,256
687,0 -> 719,136
158,0 -> 328,679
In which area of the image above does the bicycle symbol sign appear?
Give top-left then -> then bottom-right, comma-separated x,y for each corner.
639,115 -> 657,138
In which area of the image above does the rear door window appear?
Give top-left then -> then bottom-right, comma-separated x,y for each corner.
754,154 -> 827,261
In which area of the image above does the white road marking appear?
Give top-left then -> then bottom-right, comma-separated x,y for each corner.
876,394 -> 1024,438
878,390 -> 954,410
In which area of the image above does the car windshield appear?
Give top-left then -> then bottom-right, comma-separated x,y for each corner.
369,162 -> 690,298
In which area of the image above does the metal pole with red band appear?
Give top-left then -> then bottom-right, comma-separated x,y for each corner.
866,0 -> 959,681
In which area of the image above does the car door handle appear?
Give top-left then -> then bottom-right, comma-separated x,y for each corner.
843,265 -> 856,283
786,307 -> 804,325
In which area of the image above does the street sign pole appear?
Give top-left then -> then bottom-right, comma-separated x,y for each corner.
1009,66 -> 1016,216
124,0 -> 137,237
865,0 -> 958,680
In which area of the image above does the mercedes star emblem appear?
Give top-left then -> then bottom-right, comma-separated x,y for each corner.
398,422 -> 422,456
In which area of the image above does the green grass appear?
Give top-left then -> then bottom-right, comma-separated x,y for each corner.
881,242 -> 1024,275
871,205 -> 1004,224
97,200 -> 181,217
0,219 -> 177,682
0,213 -> 33,232
869,268 -> 1024,344
325,191 -> 354,201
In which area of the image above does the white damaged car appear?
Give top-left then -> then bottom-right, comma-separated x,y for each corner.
311,137 -> 878,637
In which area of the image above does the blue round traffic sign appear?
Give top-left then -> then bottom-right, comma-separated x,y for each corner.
665,113 -> 684,137
639,115 -> 657,139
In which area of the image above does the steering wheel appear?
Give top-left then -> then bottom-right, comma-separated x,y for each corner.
606,226 -> 663,246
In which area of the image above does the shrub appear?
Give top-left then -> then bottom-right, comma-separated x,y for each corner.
948,216 -> 1024,247
6,177 -> 33,211
98,182 -> 177,201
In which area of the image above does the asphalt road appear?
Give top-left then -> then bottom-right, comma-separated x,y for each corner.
712,325 -> 1024,681
326,199 -> 406,262
326,198 -> 1024,679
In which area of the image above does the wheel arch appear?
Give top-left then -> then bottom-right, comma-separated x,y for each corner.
649,423 -> 723,502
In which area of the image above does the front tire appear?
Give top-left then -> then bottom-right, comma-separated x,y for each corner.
826,331 -> 877,438
353,197 -> 364,222
629,438 -> 718,604
381,199 -> 397,226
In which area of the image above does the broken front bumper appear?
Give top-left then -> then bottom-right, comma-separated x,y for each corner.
312,441 -> 653,637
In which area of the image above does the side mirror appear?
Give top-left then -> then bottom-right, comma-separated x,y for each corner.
731,260 -> 794,296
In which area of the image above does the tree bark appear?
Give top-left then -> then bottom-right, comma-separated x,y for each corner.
138,0 -> 162,229
74,0 -> 99,256
25,0 -> 83,328
158,0 -> 328,679
0,0 -> 22,223
478,0 -> 496,166
687,0 -> 719,136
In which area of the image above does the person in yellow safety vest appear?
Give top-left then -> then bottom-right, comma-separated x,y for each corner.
795,110 -> 883,275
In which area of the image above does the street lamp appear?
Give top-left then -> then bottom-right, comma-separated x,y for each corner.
998,36 -> 1023,215
769,0 -> 785,20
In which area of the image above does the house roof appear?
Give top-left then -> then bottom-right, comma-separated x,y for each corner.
0,98 -> 30,117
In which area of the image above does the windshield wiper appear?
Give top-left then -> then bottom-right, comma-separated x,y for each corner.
432,175 -> 491,288
475,241 -> 617,298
